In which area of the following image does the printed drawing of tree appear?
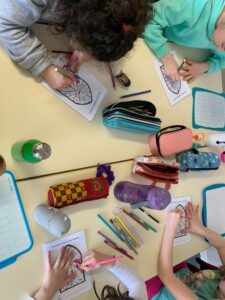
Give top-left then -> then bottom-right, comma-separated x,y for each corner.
59,245 -> 86,293
160,65 -> 181,94
58,67 -> 93,105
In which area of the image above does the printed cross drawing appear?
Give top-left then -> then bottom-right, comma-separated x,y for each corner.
58,66 -> 93,105
160,65 -> 181,94
175,204 -> 188,238
59,245 -> 86,294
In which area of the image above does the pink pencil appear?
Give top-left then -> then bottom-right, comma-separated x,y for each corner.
75,256 -> 123,269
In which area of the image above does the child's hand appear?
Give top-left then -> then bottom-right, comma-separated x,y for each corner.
68,49 -> 90,72
180,59 -> 209,83
80,250 -> 115,271
41,64 -> 73,90
183,202 -> 204,235
165,209 -> 182,235
34,247 -> 75,300
161,53 -> 180,82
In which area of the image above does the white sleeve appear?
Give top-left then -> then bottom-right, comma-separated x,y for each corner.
26,297 -> 35,300
107,261 -> 148,300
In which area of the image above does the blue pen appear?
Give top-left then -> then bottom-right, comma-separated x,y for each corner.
119,89 -> 151,99
97,214 -> 124,242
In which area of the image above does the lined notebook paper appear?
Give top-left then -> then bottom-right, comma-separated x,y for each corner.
0,171 -> 32,268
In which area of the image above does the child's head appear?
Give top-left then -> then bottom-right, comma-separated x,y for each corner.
94,282 -> 134,300
213,9 -> 225,52
53,0 -> 154,62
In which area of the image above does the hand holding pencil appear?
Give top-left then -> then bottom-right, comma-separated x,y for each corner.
41,64 -> 74,90
79,250 -> 120,271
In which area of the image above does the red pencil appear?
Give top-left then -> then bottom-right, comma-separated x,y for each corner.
104,240 -> 134,260
181,216 -> 192,220
122,209 -> 149,231
51,50 -> 73,55
108,62 -> 116,90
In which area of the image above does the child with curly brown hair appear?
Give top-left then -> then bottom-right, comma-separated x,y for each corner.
0,0 -> 154,90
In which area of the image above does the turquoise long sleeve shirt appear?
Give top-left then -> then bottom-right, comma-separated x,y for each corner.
143,0 -> 225,73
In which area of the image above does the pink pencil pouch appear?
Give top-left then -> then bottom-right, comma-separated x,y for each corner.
149,125 -> 193,157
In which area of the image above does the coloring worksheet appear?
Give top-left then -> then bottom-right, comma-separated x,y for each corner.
155,52 -> 191,106
166,196 -> 191,245
42,231 -> 92,300
42,54 -> 107,121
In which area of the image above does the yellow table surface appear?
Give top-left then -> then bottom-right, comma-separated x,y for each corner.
0,39 -> 222,180
1,160 -> 224,300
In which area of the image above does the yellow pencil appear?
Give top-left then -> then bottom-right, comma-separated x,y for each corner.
115,215 -> 140,246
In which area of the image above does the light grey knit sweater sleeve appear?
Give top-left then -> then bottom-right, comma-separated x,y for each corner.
107,261 -> 148,300
0,0 -> 54,75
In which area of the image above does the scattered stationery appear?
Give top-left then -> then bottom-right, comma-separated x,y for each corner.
119,89 -> 151,99
0,171 -> 33,269
139,207 -> 160,224
155,51 -> 191,106
166,196 -> 191,245
202,184 -> 225,236
113,207 -> 144,246
42,54 -> 107,121
97,214 -> 124,242
192,87 -> 225,131
43,231 -> 92,300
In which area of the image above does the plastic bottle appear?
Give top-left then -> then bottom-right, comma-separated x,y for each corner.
11,139 -> 51,163
114,181 -> 171,210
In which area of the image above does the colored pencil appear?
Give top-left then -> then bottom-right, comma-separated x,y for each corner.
139,208 -> 160,224
181,216 -> 192,220
130,212 -> 157,233
119,89 -> 151,99
97,231 -> 117,246
54,67 -> 79,83
104,240 -> 134,260
97,231 -> 128,254
178,58 -> 187,71
122,209 -> 149,230
115,215 -> 139,246
108,62 -> 116,90
51,50 -> 73,55
111,219 -> 138,254
97,214 -> 124,242
110,219 -> 134,251
86,256 -> 124,267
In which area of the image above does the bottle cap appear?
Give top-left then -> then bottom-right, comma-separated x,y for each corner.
33,143 -> 51,160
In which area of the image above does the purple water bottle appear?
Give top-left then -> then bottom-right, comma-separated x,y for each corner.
114,181 -> 171,210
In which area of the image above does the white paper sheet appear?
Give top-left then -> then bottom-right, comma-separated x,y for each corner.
42,231 -> 92,300
155,52 -> 191,106
166,196 -> 191,246
42,54 -> 107,121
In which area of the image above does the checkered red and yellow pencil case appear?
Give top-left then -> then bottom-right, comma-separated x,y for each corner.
48,176 -> 109,208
